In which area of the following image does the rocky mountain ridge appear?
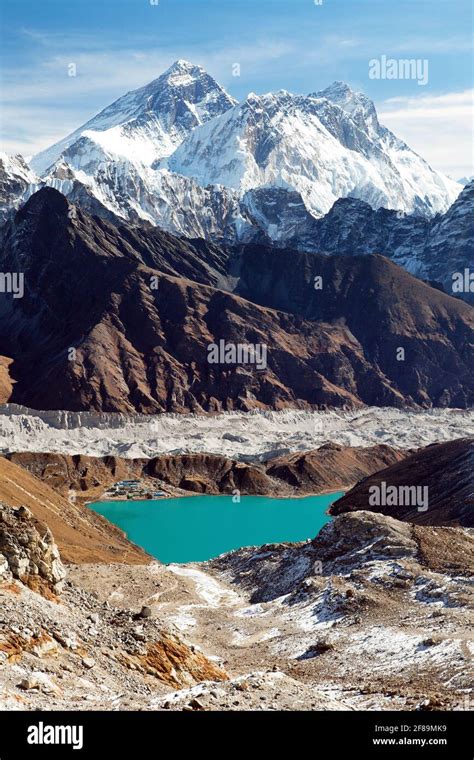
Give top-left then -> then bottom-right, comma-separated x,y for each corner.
331,438 -> 474,527
166,82 -> 458,218
1,167 -> 470,307
0,188 -> 472,414
5,443 -> 404,505
283,179 -> 474,304
0,455 -> 147,564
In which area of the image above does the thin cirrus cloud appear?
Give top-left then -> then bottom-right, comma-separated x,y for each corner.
0,40 -> 294,156
1,36 -> 294,104
388,37 -> 474,54
1,19 -> 472,179
379,90 -> 473,179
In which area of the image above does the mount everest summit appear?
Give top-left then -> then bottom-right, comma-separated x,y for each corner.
0,59 -> 469,297
22,60 -> 460,224
31,60 -> 238,175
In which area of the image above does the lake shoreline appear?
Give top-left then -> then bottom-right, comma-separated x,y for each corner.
89,492 -> 345,564
93,486 -> 349,503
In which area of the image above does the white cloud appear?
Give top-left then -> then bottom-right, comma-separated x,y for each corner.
1,26 -> 472,182
2,41 -> 293,103
379,90 -> 473,179
0,40 -> 293,156
388,37 -> 473,54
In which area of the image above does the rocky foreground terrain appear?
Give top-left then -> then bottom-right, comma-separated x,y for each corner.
0,505 -> 227,711
0,433 -> 472,711
0,503 -> 472,711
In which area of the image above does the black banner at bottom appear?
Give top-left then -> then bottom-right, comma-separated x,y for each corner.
0,710 -> 471,758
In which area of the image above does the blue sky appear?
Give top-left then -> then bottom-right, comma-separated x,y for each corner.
1,0 -> 472,177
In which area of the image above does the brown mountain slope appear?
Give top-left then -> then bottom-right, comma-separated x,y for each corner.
234,244 -> 474,408
265,443 -> 406,493
0,356 -> 14,403
0,188 -> 472,413
7,444 -> 404,500
0,457 -> 148,563
330,438 -> 474,526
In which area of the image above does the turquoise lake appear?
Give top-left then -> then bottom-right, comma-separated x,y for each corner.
91,492 -> 344,564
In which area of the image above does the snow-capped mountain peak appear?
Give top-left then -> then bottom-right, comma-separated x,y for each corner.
0,152 -> 40,224
0,152 -> 37,183
163,58 -> 206,84
311,81 -> 381,137
166,81 -> 461,218
31,60 -> 236,174
313,80 -> 374,111
20,62 -> 462,242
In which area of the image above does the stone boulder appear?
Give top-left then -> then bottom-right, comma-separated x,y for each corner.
0,504 -> 66,593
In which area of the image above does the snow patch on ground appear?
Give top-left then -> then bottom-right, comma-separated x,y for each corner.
168,610 -> 197,631
168,565 -> 241,607
344,625 -> 468,675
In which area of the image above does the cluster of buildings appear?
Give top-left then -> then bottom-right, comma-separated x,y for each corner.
103,479 -> 165,501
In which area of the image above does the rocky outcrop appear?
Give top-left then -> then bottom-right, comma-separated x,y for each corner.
144,454 -> 274,495
330,438 -> 474,526
0,456 -> 149,564
0,504 -> 66,594
0,530 -> 227,710
209,510 -> 421,603
118,634 -> 227,689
